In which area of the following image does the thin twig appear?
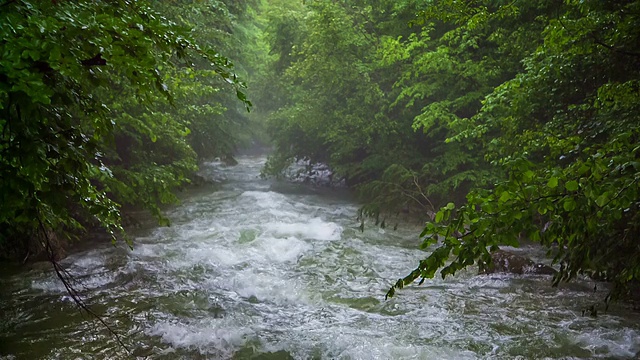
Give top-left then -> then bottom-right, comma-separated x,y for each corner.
372,179 -> 430,210
590,36 -> 640,58
36,213 -> 130,354
412,174 -> 435,211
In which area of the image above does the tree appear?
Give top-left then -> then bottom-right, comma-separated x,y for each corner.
0,0 -> 249,259
387,0 -> 640,302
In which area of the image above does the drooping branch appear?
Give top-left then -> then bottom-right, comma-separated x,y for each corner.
589,35 -> 640,58
36,212 -> 130,354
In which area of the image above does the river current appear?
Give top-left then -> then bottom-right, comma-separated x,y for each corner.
1,156 -> 639,359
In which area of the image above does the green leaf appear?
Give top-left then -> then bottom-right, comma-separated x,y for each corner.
563,198 -> 577,212
523,170 -> 534,182
538,205 -> 548,215
547,177 -> 558,189
595,193 -> 609,207
565,180 -> 579,191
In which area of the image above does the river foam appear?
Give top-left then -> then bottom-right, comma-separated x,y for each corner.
148,318 -> 254,357
2,155 -> 640,360
264,218 -> 343,241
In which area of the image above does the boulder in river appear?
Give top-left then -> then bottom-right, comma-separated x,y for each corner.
479,249 -> 557,276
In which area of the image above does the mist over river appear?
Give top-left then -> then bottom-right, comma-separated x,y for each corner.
1,156 -> 639,359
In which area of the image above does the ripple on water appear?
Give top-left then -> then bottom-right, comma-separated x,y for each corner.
239,190 -> 291,208
3,156 -> 640,359
250,236 -> 313,263
263,217 -> 343,241
148,317 -> 255,358
226,269 -> 312,304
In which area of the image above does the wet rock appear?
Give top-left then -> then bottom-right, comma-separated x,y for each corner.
223,155 -> 238,166
233,349 -> 294,360
208,304 -> 225,318
131,345 -> 154,358
291,162 -> 345,188
212,154 -> 238,166
479,250 -> 557,276
190,173 -> 213,186
251,350 -> 295,360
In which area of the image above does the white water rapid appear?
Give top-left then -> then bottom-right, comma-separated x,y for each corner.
1,156 -> 639,359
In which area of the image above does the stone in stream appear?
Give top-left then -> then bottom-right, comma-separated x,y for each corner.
131,345 -> 154,358
232,349 -> 294,360
478,249 -> 557,276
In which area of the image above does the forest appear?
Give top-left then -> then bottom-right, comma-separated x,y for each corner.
258,0 -> 640,301
1,0 -> 260,258
1,0 -> 640,358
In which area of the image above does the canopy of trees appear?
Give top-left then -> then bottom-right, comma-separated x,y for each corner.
260,0 -> 640,300
0,0 -> 256,259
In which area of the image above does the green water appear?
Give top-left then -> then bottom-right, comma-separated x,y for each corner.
1,156 -> 639,359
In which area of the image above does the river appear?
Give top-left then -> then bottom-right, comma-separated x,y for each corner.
1,155 -> 639,359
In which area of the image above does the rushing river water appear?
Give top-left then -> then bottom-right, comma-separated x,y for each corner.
1,156 -> 640,359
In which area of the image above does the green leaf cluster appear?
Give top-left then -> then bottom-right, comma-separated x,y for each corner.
262,0 -> 490,214
387,0 -> 640,300
0,0 -> 254,257
258,0 -> 640,301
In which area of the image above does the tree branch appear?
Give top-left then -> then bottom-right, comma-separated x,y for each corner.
36,212 -> 130,354
590,35 -> 640,58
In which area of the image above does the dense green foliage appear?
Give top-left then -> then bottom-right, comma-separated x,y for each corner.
262,0 -> 528,214
388,0 -> 640,300
0,0 -> 255,258
260,0 -> 640,299
3,0 -> 639,306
